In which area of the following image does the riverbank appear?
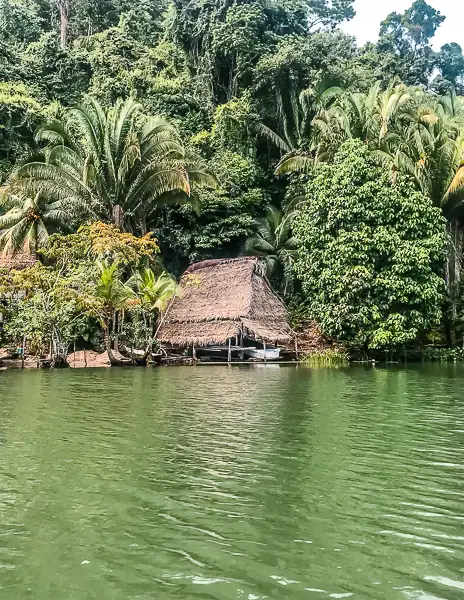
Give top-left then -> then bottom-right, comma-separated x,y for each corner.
1,345 -> 463,369
0,350 -> 111,369
0,355 -> 295,369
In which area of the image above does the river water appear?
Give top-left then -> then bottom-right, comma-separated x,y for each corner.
0,365 -> 463,599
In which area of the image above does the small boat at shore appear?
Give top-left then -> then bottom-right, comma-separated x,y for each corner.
244,347 -> 281,361
123,346 -> 146,357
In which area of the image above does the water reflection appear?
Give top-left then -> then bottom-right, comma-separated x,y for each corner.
0,365 -> 463,599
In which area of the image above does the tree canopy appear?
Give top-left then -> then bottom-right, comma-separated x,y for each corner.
1,0 -> 464,356
293,140 -> 447,349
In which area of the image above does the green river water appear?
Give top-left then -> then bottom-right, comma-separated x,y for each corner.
0,364 -> 463,600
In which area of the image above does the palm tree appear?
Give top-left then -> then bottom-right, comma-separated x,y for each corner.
127,268 -> 179,357
0,191 -> 69,256
256,82 -> 344,174
284,82 -> 416,173
390,93 -> 464,211
386,96 -> 464,342
93,260 -> 135,363
130,268 -> 178,313
11,97 -> 217,234
260,83 -> 343,149
243,205 -> 298,296
279,85 -> 464,218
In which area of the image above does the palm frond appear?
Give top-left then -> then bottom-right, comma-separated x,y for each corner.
24,97 -> 216,233
111,97 -> 142,163
0,218 -> 30,255
35,120 -> 70,147
275,154 -> 313,175
444,165 -> 464,200
186,170 -> 219,189
254,123 -> 292,152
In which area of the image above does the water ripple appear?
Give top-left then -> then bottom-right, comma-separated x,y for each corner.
0,365 -> 463,599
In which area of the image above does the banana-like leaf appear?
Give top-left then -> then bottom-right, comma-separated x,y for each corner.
255,123 -> 292,152
275,154 -> 313,175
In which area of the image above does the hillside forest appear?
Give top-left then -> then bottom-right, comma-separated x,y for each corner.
1,0 -> 464,361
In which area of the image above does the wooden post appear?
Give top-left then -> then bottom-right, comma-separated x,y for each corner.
294,336 -> 299,362
73,340 -> 76,366
192,345 -> 196,359
21,335 -> 26,369
113,312 -> 118,351
239,326 -> 244,359
228,338 -> 232,363
263,341 -> 267,362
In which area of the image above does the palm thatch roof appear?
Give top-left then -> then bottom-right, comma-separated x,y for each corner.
0,254 -> 37,270
158,257 -> 294,347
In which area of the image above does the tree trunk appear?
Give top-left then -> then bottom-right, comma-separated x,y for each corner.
51,327 -> 69,368
112,205 -> 124,230
443,313 -> 453,348
56,0 -> 70,48
104,322 -> 129,366
445,220 -> 463,347
104,324 -> 118,365
140,214 -> 148,236
21,335 -> 26,369
113,311 -> 119,351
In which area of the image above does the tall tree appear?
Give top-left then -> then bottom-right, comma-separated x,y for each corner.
435,43 -> 464,93
56,0 -> 70,47
376,0 -> 446,86
306,0 -> 355,30
293,139 -> 447,350
11,97 -> 217,234
169,0 -> 356,104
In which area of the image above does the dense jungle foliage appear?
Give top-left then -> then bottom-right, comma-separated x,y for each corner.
1,0 -> 464,357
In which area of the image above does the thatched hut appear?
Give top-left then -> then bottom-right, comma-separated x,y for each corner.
158,257 -> 294,357
0,254 -> 37,271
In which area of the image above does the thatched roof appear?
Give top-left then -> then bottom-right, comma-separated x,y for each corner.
0,254 -> 37,270
158,257 -> 294,347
